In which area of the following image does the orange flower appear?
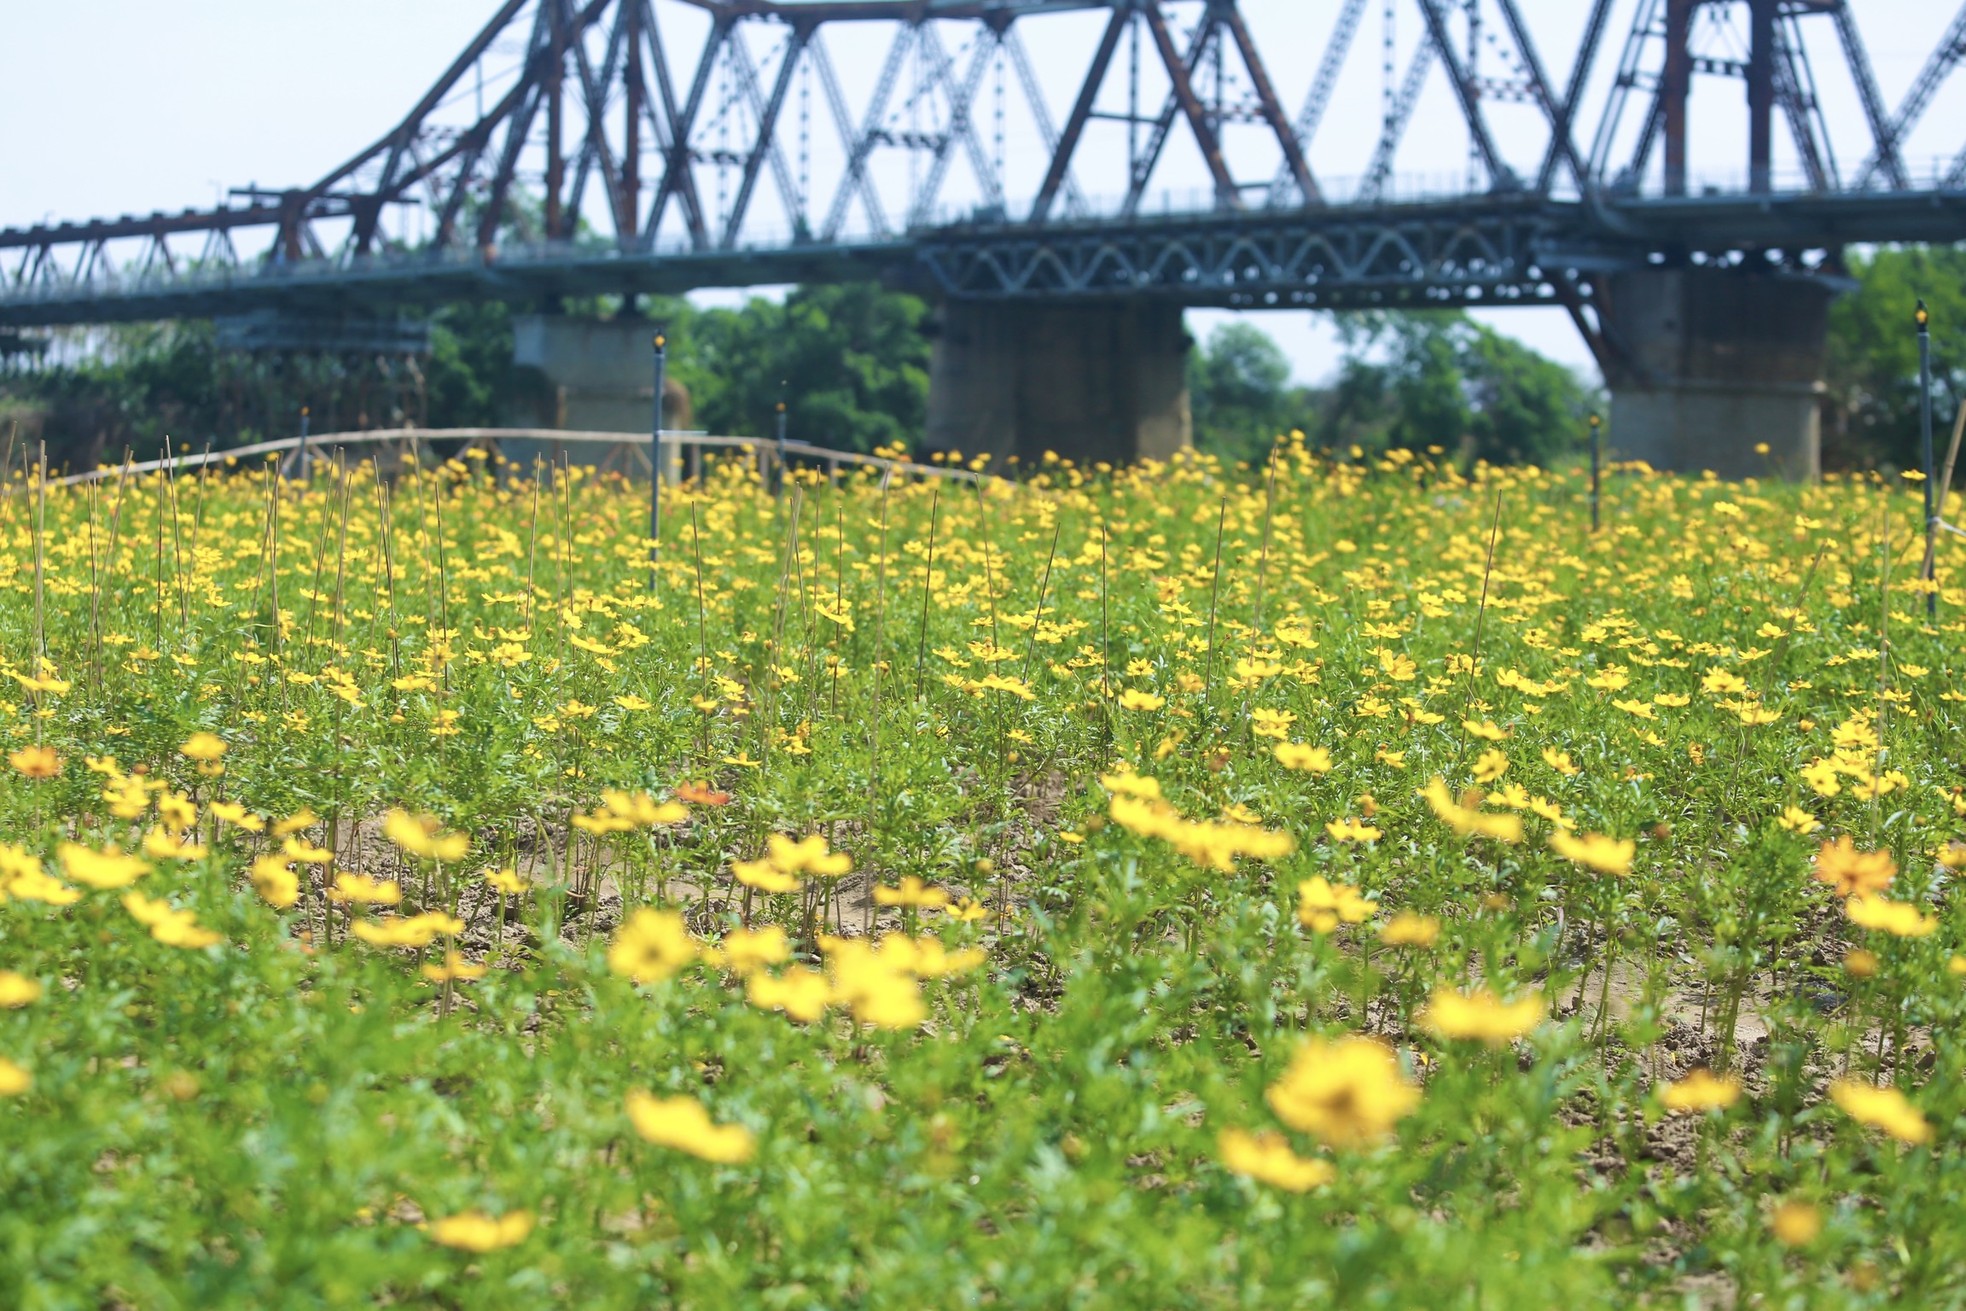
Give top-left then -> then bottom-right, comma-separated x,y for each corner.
6,745 -> 60,779
674,781 -> 732,806
1813,836 -> 1895,899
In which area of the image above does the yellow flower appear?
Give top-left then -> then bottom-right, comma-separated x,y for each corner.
281,836 -> 332,865
1274,742 -> 1334,774
422,951 -> 489,983
714,925 -> 791,975
1118,688 -> 1165,712
272,809 -> 319,838
1775,805 -> 1820,834
766,833 -> 852,878
1660,1069 -> 1741,1114
210,802 -> 266,833
1813,837 -> 1894,899
0,845 -> 78,906
1844,895 -> 1938,938
351,911 -> 464,949
607,908 -> 698,983
1461,718 -> 1510,742
874,876 -> 951,910
1701,669 -> 1747,695
0,972 -> 42,1008
58,842 -> 150,890
142,828 -> 208,862
428,1209 -> 535,1252
6,745 -> 60,779
1297,876 -> 1378,933
1419,987 -> 1545,1043
625,1090 -> 756,1163
1800,760 -> 1841,797
485,867 -> 527,895
1377,911 -> 1441,947
1419,778 -> 1522,843
573,789 -> 690,834
1110,792 -> 1294,872
1541,747 -> 1580,777
1549,831 -> 1635,877
249,855 -> 300,910
381,809 -> 469,862
328,873 -> 401,906
732,856 -> 801,894
122,893 -> 222,949
1218,1128 -> 1335,1192
746,966 -> 832,1022
1471,749 -> 1510,784
946,897 -> 989,923
1265,1036 -> 1421,1148
177,732 -> 228,762
1828,1080 -> 1932,1144
1769,1200 -> 1822,1248
1322,817 -> 1381,844
0,1059 -> 29,1096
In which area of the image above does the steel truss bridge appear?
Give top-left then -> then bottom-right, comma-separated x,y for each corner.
8,0 -> 1966,376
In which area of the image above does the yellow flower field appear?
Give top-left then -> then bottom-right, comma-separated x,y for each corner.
0,436 -> 1962,1307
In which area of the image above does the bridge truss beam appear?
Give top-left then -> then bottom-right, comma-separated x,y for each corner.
1,0 -> 1963,328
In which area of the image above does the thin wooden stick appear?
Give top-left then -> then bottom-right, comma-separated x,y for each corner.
867,476 -> 893,935
1201,496 -> 1228,706
914,481 -> 942,701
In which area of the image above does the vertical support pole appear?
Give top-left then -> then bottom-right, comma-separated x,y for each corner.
546,0 -> 566,239
1747,0 -> 1776,193
298,404 -> 312,481
1663,0 -> 1693,196
623,0 -> 643,242
651,327 -> 667,591
1588,412 -> 1602,533
1918,300 -> 1937,618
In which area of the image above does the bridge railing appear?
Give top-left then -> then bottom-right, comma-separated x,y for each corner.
50,428 -> 983,488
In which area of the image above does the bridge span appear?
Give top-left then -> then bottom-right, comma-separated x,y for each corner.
10,0 -> 1966,476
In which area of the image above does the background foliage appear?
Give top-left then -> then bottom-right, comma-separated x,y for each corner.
2,246 -> 1959,471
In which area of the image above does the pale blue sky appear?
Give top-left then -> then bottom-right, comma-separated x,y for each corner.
4,1 -> 1960,383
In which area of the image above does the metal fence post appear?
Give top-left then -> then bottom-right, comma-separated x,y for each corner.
651,328 -> 666,591
1588,412 -> 1602,534
1918,301 -> 1936,618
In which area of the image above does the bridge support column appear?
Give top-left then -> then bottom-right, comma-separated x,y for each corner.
507,314 -> 689,476
1602,269 -> 1830,481
925,298 -> 1191,469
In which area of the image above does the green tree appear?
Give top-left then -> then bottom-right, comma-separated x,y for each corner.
676,284 -> 930,454
1325,312 -> 1595,466
1825,245 -> 1966,470
1189,322 -> 1303,464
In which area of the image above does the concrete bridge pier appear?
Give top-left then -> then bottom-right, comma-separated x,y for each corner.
506,313 -> 690,476
924,298 -> 1192,469
1601,268 -> 1832,481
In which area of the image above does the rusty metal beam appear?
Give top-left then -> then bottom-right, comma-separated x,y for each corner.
1030,6 -> 1125,224
1220,5 -> 1318,206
